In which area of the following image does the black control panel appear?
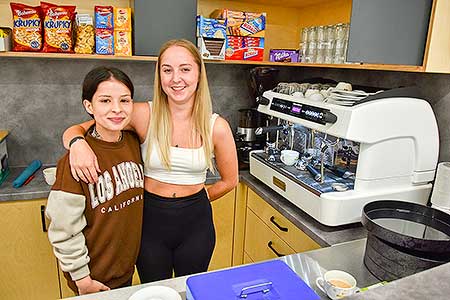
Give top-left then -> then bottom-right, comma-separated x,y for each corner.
270,97 -> 337,125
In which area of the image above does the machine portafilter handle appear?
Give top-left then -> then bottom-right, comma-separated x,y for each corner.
306,164 -> 322,182
255,125 -> 286,135
256,95 -> 271,105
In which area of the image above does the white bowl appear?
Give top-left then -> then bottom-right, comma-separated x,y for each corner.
43,167 -> 57,185
128,285 -> 182,300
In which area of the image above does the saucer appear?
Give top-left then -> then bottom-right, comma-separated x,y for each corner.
128,285 -> 182,300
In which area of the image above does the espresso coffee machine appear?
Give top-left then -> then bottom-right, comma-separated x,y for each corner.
250,87 -> 439,226
236,67 -> 279,169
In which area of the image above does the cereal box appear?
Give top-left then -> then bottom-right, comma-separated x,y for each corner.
95,29 -> 113,55
95,6 -> 114,29
114,30 -> 132,56
269,49 -> 299,62
10,3 -> 42,51
210,9 -> 266,37
114,7 -> 132,31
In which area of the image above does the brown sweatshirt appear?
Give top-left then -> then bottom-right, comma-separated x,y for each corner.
46,130 -> 144,292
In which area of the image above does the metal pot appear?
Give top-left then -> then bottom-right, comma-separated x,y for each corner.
236,108 -> 262,142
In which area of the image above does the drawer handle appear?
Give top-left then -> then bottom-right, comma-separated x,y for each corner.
40,205 -> 48,232
267,241 -> 285,257
270,216 -> 288,232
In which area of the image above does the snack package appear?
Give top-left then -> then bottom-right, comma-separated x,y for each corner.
41,1 -> 76,53
196,16 -> 226,39
197,37 -> 225,60
269,49 -> 299,62
95,6 -> 114,29
95,29 -> 114,55
225,36 -> 244,60
225,36 -> 264,61
210,9 -> 266,37
114,8 -> 131,31
0,27 -> 13,51
10,3 -> 42,51
74,14 -> 94,54
114,30 -> 131,56
243,37 -> 264,61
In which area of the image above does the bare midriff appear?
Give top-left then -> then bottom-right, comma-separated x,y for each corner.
144,176 -> 204,198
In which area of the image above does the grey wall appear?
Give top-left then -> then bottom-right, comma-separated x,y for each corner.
1,57 -> 450,166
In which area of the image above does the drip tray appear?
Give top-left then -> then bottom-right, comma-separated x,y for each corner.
362,200 -> 450,281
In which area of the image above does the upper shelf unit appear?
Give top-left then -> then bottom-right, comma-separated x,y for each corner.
0,0 -> 448,73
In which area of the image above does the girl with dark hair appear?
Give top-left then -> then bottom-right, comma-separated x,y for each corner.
46,66 -> 144,295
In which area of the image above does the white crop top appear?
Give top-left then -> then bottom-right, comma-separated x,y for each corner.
140,111 -> 219,185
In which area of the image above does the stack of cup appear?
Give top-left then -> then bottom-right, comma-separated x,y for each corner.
431,162 -> 450,214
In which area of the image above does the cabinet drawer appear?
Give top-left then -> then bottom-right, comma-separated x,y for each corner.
247,189 -> 320,253
245,208 -> 296,262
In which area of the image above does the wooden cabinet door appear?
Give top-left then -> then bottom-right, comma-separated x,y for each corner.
245,209 -> 296,262
0,199 -> 60,300
247,189 -> 320,253
208,188 -> 236,271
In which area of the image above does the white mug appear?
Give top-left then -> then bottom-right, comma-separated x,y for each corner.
43,167 -> 57,186
316,270 -> 357,299
280,150 -> 299,166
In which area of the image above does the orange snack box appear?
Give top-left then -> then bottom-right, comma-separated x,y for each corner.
114,7 -> 132,31
114,30 -> 132,56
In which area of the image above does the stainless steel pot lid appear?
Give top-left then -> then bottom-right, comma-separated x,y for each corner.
362,200 -> 450,257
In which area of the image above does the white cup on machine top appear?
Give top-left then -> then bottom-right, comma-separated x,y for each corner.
316,270 -> 358,299
280,150 -> 300,166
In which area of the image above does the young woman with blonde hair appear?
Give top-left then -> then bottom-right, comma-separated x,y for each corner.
62,39 -> 238,283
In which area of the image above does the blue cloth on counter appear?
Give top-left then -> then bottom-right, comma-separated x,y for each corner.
12,160 -> 42,188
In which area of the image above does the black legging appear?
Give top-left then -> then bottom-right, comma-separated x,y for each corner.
136,188 -> 216,283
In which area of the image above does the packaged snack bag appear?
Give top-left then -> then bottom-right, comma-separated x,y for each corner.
41,1 -> 76,53
95,29 -> 114,55
74,14 -> 94,54
10,3 -> 42,51
114,30 -> 132,56
95,6 -> 114,29
114,8 -> 131,31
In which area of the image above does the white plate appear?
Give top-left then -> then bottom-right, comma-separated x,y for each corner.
128,286 -> 182,300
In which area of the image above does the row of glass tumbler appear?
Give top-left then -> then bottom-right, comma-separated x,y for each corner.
300,23 -> 350,64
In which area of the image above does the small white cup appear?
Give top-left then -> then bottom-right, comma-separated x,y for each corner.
335,82 -> 352,91
305,88 -> 320,98
43,167 -> 57,185
316,270 -> 357,299
280,150 -> 299,166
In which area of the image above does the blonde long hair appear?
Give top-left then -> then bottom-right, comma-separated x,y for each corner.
146,39 -> 214,172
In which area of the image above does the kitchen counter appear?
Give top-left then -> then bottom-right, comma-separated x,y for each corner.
66,238 -> 379,300
0,166 -> 52,201
64,238 -> 450,300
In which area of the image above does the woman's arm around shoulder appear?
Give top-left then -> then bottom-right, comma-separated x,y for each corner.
207,116 -> 239,201
62,120 -> 98,183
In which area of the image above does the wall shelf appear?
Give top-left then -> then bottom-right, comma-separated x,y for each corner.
0,51 -> 425,72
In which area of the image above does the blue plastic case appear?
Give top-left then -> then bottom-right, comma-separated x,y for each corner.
186,260 -> 320,300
